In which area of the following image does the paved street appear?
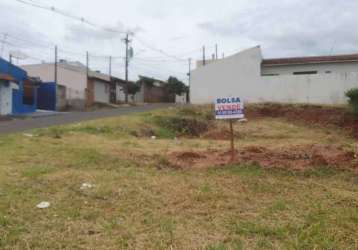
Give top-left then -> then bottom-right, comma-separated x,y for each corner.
0,104 -> 172,135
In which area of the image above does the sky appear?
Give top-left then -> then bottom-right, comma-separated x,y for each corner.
1,0 -> 358,83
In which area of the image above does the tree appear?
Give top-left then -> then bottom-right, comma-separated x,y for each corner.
127,82 -> 141,95
138,76 -> 155,88
167,76 -> 188,95
346,88 -> 358,116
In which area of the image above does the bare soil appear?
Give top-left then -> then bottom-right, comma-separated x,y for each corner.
0,116 -> 12,122
246,103 -> 358,138
169,145 -> 358,171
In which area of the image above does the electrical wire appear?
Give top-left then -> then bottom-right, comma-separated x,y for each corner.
12,0 -> 216,63
14,0 -> 127,34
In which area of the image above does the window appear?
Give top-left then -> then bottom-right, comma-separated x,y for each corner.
293,71 -> 317,75
262,73 -> 280,76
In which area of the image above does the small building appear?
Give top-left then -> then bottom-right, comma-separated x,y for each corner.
0,58 -> 38,115
86,71 -> 111,106
191,46 -> 358,104
111,77 -> 137,103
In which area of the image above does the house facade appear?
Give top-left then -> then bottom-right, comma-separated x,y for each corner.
191,46 -> 358,104
0,58 -> 37,115
86,72 -> 111,106
22,61 -> 112,109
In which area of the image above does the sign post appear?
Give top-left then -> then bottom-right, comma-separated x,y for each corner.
215,97 -> 245,162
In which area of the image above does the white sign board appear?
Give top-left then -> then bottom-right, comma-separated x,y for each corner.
215,97 -> 245,120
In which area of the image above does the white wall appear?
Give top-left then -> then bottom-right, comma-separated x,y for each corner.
176,94 -> 187,104
0,82 -> 18,115
191,46 -> 358,105
0,83 -> 12,115
94,80 -> 110,104
22,64 -> 86,100
116,84 -> 126,102
191,46 -> 263,104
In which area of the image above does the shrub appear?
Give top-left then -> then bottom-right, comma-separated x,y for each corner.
154,116 -> 209,137
346,88 -> 358,115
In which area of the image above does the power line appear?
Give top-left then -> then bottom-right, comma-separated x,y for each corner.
0,32 -> 125,59
14,0 -> 127,35
133,34 -> 187,61
13,0 -> 214,63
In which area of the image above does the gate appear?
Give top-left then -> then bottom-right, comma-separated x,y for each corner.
37,82 -> 56,111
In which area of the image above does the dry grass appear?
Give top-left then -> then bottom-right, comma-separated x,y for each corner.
0,106 -> 357,249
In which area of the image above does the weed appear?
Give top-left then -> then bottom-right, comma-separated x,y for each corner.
269,199 -> 288,213
232,221 -> 286,239
153,115 -> 210,137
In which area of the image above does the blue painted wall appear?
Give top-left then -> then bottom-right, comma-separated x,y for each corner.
0,58 -> 37,114
12,86 -> 37,114
37,82 -> 56,111
0,58 -> 27,82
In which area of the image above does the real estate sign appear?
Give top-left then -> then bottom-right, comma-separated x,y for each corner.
215,97 -> 244,120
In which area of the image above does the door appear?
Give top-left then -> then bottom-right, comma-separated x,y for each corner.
0,83 -> 12,115
109,83 -> 116,103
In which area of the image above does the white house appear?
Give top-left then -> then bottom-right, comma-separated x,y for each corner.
191,46 -> 358,104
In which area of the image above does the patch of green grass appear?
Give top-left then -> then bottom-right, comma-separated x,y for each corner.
268,199 -> 288,213
287,209 -> 338,249
302,166 -> 342,178
75,148 -> 108,167
206,243 -> 228,250
199,184 -> 212,193
223,164 -> 263,177
0,213 -> 25,248
22,165 -> 57,178
232,220 -> 287,239
155,127 -> 176,139
207,241 -> 244,250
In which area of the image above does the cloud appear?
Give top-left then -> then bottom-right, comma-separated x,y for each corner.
65,21 -> 125,42
197,0 -> 358,57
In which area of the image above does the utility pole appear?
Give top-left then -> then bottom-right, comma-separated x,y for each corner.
109,56 -> 112,77
202,46 -> 206,66
215,44 -> 218,60
54,46 -> 58,84
123,33 -> 131,103
9,53 -> 12,64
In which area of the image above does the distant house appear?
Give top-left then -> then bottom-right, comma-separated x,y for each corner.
0,58 -> 38,115
136,76 -> 174,103
111,77 -> 138,103
86,71 -> 111,106
22,60 -> 112,110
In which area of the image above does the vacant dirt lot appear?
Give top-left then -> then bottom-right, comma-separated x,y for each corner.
0,104 -> 357,249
